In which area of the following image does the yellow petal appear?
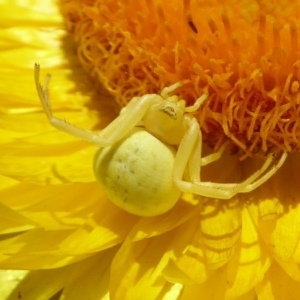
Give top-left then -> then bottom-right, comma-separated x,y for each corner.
0,1 -> 61,28
110,230 -> 185,300
0,201 -> 36,234
256,261 -> 300,300
0,181 -> 138,268
162,199 -> 242,285
269,159 -> 300,261
128,197 -> 199,242
200,199 -> 242,268
5,266 -> 72,300
0,141 -> 96,184
179,268 -> 227,300
0,270 -> 28,299
180,268 -> 257,300
57,201 -> 138,253
225,206 -> 271,298
162,215 -> 206,285
165,229 -> 209,284
4,252 -> 114,300
160,283 -> 184,300
61,247 -> 118,300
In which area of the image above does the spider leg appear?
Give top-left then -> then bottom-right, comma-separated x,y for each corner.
96,93 -> 161,146
193,151 -> 288,192
173,117 -> 203,184
35,64 -> 161,147
34,63 -> 100,144
235,151 -> 288,194
179,93 -> 211,182
188,141 -> 228,182
201,142 -> 228,166
188,121 -> 202,183
185,93 -> 209,113
175,150 -> 287,199
173,117 -> 228,185
172,112 -> 288,199
160,82 -> 183,99
172,117 -> 237,198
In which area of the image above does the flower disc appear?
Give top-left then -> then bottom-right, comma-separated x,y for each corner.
61,0 -> 300,157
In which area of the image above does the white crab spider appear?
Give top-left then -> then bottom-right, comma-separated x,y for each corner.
34,64 -> 287,216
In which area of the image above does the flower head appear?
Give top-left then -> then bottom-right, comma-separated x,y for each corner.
1,0 -> 300,300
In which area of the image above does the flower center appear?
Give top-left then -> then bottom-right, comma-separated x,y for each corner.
61,0 -> 300,158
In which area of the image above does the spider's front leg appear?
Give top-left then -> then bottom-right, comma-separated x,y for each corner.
35,64 -> 161,147
172,116 -> 233,198
227,151 -> 288,195
172,116 -> 203,185
96,93 -> 161,146
35,63 -> 104,144
192,151 -> 288,199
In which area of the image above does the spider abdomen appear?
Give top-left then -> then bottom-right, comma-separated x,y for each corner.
93,127 -> 181,216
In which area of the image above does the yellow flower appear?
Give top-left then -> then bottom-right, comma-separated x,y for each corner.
1,0 -> 300,300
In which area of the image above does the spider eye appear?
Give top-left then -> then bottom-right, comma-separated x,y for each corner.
159,105 -> 177,119
93,128 -> 181,216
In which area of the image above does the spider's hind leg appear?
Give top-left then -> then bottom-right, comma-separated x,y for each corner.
201,151 -> 288,197
160,82 -> 183,99
234,152 -> 288,194
173,117 -> 204,185
173,114 -> 288,199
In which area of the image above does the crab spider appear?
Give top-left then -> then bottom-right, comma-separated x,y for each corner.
34,64 -> 288,216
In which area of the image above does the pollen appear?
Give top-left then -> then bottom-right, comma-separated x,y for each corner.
60,0 -> 300,158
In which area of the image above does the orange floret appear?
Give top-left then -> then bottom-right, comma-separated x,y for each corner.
60,0 -> 300,158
